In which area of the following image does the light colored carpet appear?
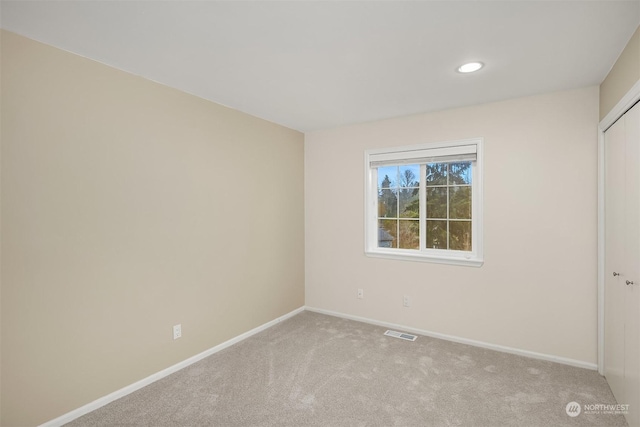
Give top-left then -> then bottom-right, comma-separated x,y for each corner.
67,311 -> 626,426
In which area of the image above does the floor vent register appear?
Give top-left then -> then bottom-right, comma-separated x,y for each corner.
384,330 -> 417,341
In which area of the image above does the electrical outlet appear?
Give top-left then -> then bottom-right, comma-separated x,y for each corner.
173,324 -> 182,340
403,295 -> 411,307
357,288 -> 364,299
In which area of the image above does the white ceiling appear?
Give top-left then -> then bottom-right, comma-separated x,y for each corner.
1,1 -> 639,132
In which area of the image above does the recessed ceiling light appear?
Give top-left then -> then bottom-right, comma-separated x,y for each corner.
457,62 -> 484,73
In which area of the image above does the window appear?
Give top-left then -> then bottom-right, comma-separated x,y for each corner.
364,138 -> 484,266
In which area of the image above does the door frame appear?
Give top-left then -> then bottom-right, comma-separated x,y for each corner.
598,79 -> 640,375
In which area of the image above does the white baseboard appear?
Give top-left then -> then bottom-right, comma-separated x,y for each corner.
40,303 -> 596,426
39,306 -> 305,427
305,306 -> 597,371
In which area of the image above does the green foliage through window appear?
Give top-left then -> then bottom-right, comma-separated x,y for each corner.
377,162 -> 472,251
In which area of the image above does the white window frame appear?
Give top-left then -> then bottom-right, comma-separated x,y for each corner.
364,138 -> 484,267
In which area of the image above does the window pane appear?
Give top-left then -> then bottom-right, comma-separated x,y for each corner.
378,166 -> 398,189
449,186 -> 471,219
426,220 -> 447,249
450,221 -> 472,251
378,219 -> 397,248
399,220 -> 419,249
426,163 -> 447,186
366,140 -> 482,263
448,162 -> 472,185
378,188 -> 398,218
426,187 -> 447,219
399,165 -> 419,188
399,188 -> 419,218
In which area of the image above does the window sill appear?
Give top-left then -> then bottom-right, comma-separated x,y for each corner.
365,249 -> 484,267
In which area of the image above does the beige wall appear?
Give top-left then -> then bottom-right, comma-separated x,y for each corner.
600,25 -> 640,120
306,86 -> 599,365
0,30 -> 304,426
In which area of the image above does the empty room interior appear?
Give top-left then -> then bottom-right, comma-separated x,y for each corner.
2,1 -> 640,426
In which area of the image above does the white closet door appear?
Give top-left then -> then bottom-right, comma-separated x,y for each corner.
605,111 -> 626,405
624,102 -> 640,427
